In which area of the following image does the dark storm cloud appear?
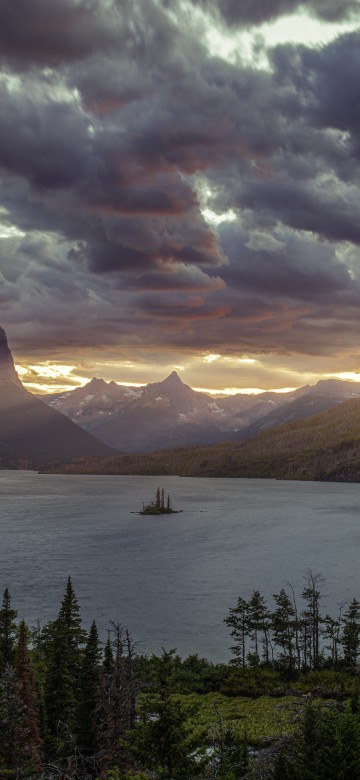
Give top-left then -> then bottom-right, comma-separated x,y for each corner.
271,31 -> 360,140
236,179 -> 360,245
0,79 -> 90,188
0,0 -> 121,67
165,0 -> 359,26
1,0 -> 360,365
218,224 -> 358,302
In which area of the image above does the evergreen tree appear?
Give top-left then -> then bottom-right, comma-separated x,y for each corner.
272,589 -> 296,677
126,650 -> 207,779
270,702 -> 360,779
78,620 -> 101,756
342,598 -> 360,668
44,577 -> 86,760
247,590 -> 270,665
323,611 -> 342,666
13,620 -> 43,775
224,598 -> 250,667
103,631 -> 115,674
211,707 -> 249,779
0,587 -> 17,671
0,663 -> 23,771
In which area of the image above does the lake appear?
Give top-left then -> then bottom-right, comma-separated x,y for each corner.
1,471 -> 360,661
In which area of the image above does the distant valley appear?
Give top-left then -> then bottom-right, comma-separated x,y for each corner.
42,396 -> 360,483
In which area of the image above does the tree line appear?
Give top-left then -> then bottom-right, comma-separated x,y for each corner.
225,570 -> 360,675
3,573 -> 360,779
0,578 -> 248,780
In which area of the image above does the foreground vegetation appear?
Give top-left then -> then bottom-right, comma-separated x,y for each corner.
40,397 -> 360,481
3,572 -> 360,778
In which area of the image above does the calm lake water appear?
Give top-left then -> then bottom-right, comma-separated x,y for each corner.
1,471 -> 360,661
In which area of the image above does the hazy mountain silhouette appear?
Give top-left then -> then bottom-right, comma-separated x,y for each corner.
0,328 -> 116,467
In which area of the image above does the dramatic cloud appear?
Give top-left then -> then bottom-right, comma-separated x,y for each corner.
179,0 -> 360,26
1,0 -> 360,391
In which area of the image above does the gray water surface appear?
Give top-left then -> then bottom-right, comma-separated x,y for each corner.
1,471 -> 360,661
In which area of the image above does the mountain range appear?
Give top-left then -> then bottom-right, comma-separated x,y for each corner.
42,369 -> 360,453
2,323 -> 360,469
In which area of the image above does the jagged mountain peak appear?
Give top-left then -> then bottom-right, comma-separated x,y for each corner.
86,376 -> 108,389
161,370 -> 184,386
144,370 -> 191,398
0,327 -> 22,386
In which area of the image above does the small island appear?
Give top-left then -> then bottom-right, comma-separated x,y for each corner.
140,486 -> 181,515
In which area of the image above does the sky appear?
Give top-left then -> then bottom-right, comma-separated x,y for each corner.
1,0 -> 360,395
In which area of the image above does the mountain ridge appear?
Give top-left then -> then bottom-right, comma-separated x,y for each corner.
41,395 -> 360,482
40,370 -> 360,453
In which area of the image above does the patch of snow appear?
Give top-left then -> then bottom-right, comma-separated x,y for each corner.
155,396 -> 163,401
209,402 -> 225,415
84,394 -> 94,402
124,388 -> 143,398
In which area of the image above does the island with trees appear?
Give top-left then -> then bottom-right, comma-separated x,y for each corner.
139,486 -> 181,515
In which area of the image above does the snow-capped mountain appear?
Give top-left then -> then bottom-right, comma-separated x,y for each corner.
41,369 -> 360,453
41,370 -> 301,452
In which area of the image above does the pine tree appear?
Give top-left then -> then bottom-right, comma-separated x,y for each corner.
224,597 -> 250,667
44,577 -> 86,760
272,589 -> 296,677
270,703 -> 360,779
0,587 -> 17,672
0,663 -> 23,771
126,650 -> 207,779
0,624 -> 42,776
103,631 -> 115,674
13,620 -> 43,775
342,598 -> 360,668
211,706 -> 249,779
323,611 -> 342,666
78,620 -> 101,756
247,590 -> 270,665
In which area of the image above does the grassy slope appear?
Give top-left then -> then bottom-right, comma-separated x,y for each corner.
177,693 -> 296,747
40,397 -> 360,481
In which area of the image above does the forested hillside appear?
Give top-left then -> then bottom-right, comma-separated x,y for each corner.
42,396 -> 360,481
3,574 -> 360,778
